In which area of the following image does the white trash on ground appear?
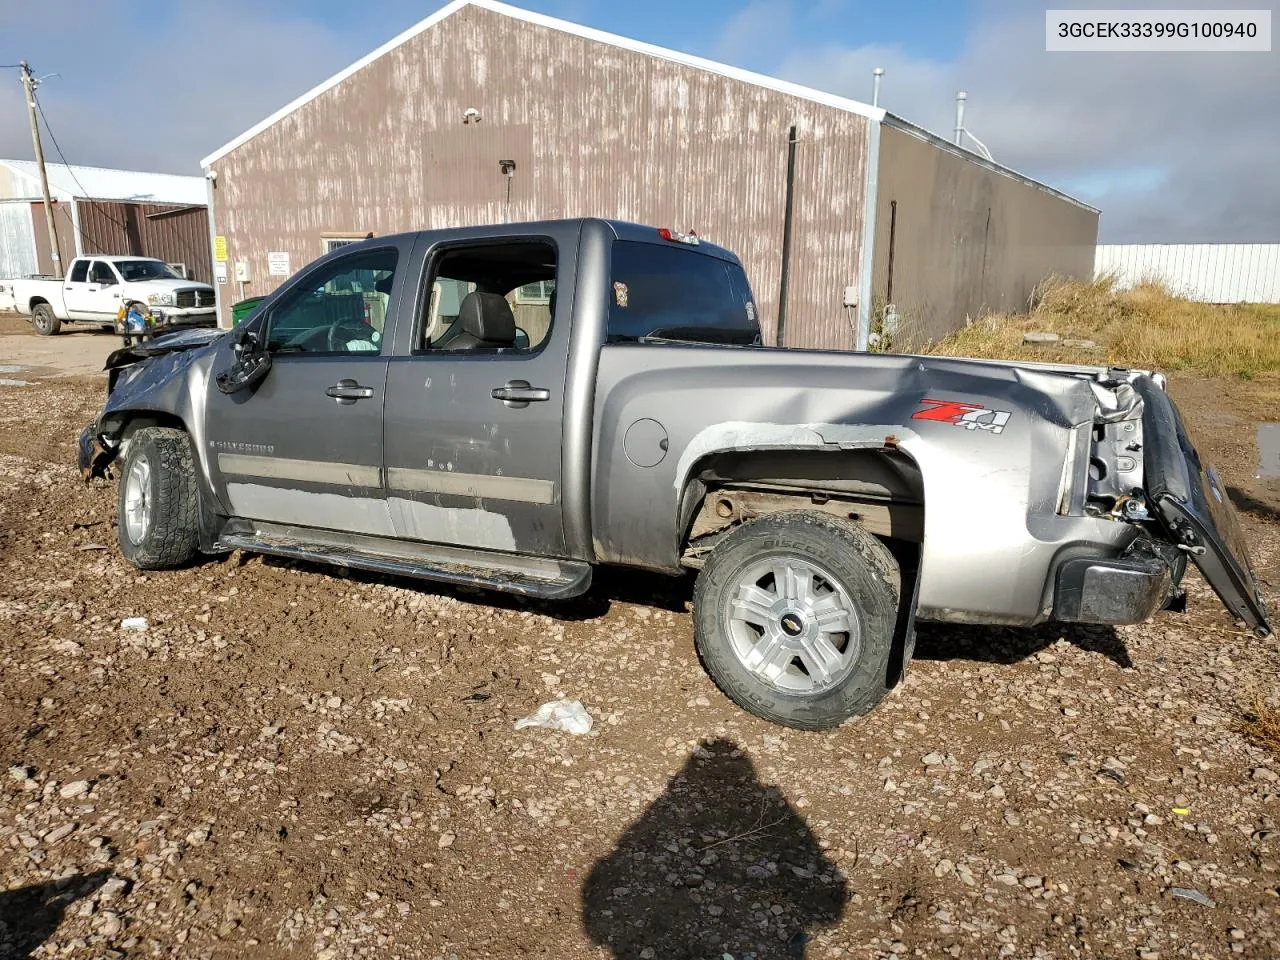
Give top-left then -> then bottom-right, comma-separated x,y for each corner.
120,617 -> 148,632
514,698 -> 593,735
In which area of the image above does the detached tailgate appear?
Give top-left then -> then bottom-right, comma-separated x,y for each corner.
1133,376 -> 1271,636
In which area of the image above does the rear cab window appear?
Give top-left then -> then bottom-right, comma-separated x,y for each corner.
607,240 -> 759,346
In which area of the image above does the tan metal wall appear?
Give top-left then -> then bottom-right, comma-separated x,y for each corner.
78,201 -> 214,284
870,123 -> 1099,346
30,201 -> 76,277
209,6 -> 872,345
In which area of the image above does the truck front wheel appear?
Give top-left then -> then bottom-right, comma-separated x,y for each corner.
692,512 -> 901,730
32,303 -> 60,336
116,427 -> 202,570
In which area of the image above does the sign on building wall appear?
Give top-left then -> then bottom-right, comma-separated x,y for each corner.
214,261 -> 228,284
214,236 -> 228,262
267,252 -> 290,276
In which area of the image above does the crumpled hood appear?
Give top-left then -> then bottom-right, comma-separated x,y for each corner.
104,326 -> 227,371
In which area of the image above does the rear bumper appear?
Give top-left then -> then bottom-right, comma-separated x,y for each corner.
1054,538 -> 1184,626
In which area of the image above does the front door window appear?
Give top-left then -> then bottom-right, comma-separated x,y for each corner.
266,249 -> 399,355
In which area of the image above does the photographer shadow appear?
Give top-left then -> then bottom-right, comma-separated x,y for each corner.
582,739 -> 847,959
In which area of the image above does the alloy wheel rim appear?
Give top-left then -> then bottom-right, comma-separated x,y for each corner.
123,455 -> 151,545
722,556 -> 862,695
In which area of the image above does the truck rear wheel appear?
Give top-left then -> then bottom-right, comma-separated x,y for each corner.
692,512 -> 900,730
116,427 -> 201,570
32,303 -> 60,336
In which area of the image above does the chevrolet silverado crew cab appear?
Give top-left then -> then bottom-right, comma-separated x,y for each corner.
9,256 -> 216,336
77,219 -> 1271,730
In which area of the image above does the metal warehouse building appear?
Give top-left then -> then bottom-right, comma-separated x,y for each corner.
0,159 -> 212,283
201,0 -> 1098,347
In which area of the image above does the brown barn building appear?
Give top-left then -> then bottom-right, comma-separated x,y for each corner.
200,0 -> 1098,347
0,159 -> 212,284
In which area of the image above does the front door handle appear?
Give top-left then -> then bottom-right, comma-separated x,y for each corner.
326,379 -> 375,405
492,380 -> 550,407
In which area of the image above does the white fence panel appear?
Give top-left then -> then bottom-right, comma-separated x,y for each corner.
1094,244 -> 1280,303
0,201 -> 37,282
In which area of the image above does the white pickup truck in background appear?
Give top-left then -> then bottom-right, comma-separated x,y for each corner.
6,256 -> 217,336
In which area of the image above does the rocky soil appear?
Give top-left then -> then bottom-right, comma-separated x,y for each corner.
0,345 -> 1276,959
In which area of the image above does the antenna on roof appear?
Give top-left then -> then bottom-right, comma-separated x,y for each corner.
872,68 -> 884,107
953,91 -> 994,161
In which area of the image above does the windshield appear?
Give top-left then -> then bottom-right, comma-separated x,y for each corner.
115,260 -> 182,282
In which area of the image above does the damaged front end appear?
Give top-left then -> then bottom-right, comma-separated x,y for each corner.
78,424 -> 117,481
77,326 -> 226,482
1055,370 -> 1271,637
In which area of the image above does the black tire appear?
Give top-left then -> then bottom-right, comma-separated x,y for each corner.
692,512 -> 900,730
116,426 -> 201,570
32,303 -> 60,336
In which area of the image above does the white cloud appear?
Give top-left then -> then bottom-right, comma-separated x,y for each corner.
0,1 -> 355,176
773,5 -> 1280,241
713,0 -> 794,64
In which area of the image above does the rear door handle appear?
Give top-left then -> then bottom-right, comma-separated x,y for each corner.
326,379 -> 375,404
492,380 -> 550,407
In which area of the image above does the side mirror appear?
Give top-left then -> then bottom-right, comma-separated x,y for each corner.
514,326 -> 530,350
216,330 -> 271,394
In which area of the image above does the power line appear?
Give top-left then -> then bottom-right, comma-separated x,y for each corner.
31,88 -> 133,250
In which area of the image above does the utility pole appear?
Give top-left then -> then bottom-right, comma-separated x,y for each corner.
20,61 -> 62,276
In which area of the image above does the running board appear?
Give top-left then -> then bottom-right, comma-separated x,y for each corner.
214,523 -> 592,600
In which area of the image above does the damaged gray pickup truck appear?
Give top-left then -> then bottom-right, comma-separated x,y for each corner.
79,218 -> 1271,729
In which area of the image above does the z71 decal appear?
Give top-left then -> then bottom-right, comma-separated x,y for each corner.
912,398 -> 1012,435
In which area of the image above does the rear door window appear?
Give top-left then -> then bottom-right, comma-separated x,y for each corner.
68,260 -> 89,283
607,241 -> 759,345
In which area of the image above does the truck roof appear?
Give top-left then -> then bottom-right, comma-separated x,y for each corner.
72,255 -> 165,264
343,218 -> 745,267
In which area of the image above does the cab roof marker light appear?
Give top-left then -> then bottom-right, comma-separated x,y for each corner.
657,227 -> 700,245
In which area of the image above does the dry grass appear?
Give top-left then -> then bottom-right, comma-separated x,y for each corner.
924,274 -> 1280,379
1241,691 -> 1280,757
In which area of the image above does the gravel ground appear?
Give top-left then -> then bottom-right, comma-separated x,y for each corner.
0,339 -> 1276,960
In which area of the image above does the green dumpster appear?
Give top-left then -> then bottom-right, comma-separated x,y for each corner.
230,296 -> 266,326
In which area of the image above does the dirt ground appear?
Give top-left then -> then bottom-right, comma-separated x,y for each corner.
1,313 -> 1277,960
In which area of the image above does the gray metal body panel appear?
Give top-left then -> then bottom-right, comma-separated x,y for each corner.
83,217 -> 1270,636
589,343 -> 1135,623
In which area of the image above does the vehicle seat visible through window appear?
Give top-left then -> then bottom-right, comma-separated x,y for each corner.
438,291 -> 517,350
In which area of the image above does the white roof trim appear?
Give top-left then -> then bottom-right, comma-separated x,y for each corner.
200,0 -> 886,168
0,158 -> 73,201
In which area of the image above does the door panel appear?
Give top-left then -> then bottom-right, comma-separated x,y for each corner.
203,243 -> 406,535
384,352 -> 567,555
62,259 -> 99,319
383,237 -> 571,558
205,354 -> 391,534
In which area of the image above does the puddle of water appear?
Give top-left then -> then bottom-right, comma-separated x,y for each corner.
0,365 -> 27,373
0,378 -> 31,387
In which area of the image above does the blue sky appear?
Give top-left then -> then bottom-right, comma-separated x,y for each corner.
2,0 -> 1277,242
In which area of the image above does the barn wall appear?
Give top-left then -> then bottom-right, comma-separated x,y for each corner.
30,201 -> 76,277
870,123 -> 1099,346
209,6 -> 872,345
78,202 -> 214,284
